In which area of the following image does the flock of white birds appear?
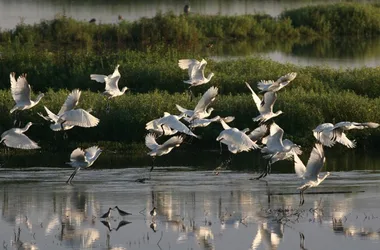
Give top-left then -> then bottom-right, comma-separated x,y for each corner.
1,59 -> 379,203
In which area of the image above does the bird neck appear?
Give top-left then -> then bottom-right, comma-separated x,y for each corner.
21,123 -> 32,133
318,172 -> 330,184
34,94 -> 44,103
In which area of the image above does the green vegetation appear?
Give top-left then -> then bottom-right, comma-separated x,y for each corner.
0,3 -> 379,50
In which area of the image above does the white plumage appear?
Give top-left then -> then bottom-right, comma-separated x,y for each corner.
9,72 -> 44,113
189,116 -> 235,129
178,59 -> 214,87
66,146 -> 102,183
216,120 -> 260,154
293,143 -> 330,205
257,72 -> 297,93
313,121 -> 379,148
145,133 -> 184,156
90,64 -> 120,83
0,122 -> 40,149
245,82 -> 283,123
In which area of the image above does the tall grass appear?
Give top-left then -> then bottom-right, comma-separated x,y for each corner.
1,48 -> 380,98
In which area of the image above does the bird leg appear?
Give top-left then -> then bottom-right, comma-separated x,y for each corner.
150,157 -> 155,173
219,142 -> 223,155
188,87 -> 195,102
299,190 -> 305,206
60,121 -> 66,131
106,99 -> 111,114
66,169 -> 78,184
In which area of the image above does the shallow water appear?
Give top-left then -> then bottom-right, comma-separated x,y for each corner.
1,166 -> 380,250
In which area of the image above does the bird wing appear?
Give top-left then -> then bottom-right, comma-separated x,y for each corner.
90,74 -> 107,83
44,106 -> 59,122
70,148 -> 85,162
219,119 -> 231,130
145,133 -> 159,150
304,143 -> 325,180
178,59 -> 199,70
257,80 -> 274,92
275,72 -> 297,84
260,91 -> 277,113
248,125 -> 268,142
85,146 -> 101,161
59,109 -> 100,128
293,152 -> 306,178
159,116 -> 199,138
110,64 -> 121,78
336,132 -> 356,148
191,60 -> 207,80
313,123 -> 334,133
1,131 -> 40,149
264,122 -> 284,152
10,73 -> 31,104
245,82 -> 262,111
361,122 -> 380,129
105,75 -> 120,91
175,104 -> 194,117
193,86 -> 218,113
161,135 -> 184,149
58,89 -> 81,116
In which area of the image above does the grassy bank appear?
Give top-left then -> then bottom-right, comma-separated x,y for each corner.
1,48 -> 380,98
0,3 -> 379,49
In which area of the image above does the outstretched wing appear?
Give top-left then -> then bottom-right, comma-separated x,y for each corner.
85,146 -> 101,161
58,89 -> 81,116
161,135 -> 184,149
145,133 -> 159,150
191,59 -> 207,81
193,86 -> 218,113
245,82 -> 261,111
1,131 -> 40,150
304,143 -> 325,180
261,91 -> 277,113
43,106 -> 59,122
293,153 -> 306,178
10,73 -> 31,104
275,72 -> 297,84
59,109 -> 99,128
70,148 -> 85,162
105,75 -> 120,91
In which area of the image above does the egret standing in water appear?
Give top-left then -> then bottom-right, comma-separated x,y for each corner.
0,122 -> 40,150
66,146 -> 102,184
293,143 -> 330,205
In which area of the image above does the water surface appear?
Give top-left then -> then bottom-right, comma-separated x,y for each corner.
1,166 -> 380,250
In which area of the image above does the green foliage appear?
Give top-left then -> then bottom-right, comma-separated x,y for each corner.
281,3 -> 380,36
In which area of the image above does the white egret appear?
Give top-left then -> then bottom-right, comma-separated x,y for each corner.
189,116 -> 235,129
245,82 -> 283,123
9,72 -> 44,114
103,75 -> 129,99
293,143 -> 330,205
145,133 -> 184,172
90,64 -> 120,83
313,121 -> 379,148
66,146 -> 102,183
57,109 -> 99,129
0,122 -> 40,149
176,86 -> 218,121
178,59 -> 214,87
148,112 -> 200,138
256,122 -> 302,179
216,119 -> 260,154
257,72 -> 297,93
37,89 -> 81,131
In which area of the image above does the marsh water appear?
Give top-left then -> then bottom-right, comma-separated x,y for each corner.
1,152 -> 380,249
1,0 -> 380,68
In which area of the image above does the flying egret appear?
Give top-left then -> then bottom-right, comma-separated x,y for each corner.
148,112 -> 200,138
246,82 -> 283,124
9,73 -> 44,123
313,121 -> 379,148
189,116 -> 235,129
114,206 -> 132,217
57,109 -> 99,130
293,143 -> 330,205
0,122 -> 40,149
257,72 -> 297,93
37,89 -> 81,131
100,207 -> 113,219
145,133 -> 184,172
216,119 -> 260,154
256,122 -> 302,179
178,59 -> 214,98
176,86 -> 218,121
65,146 -> 102,183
